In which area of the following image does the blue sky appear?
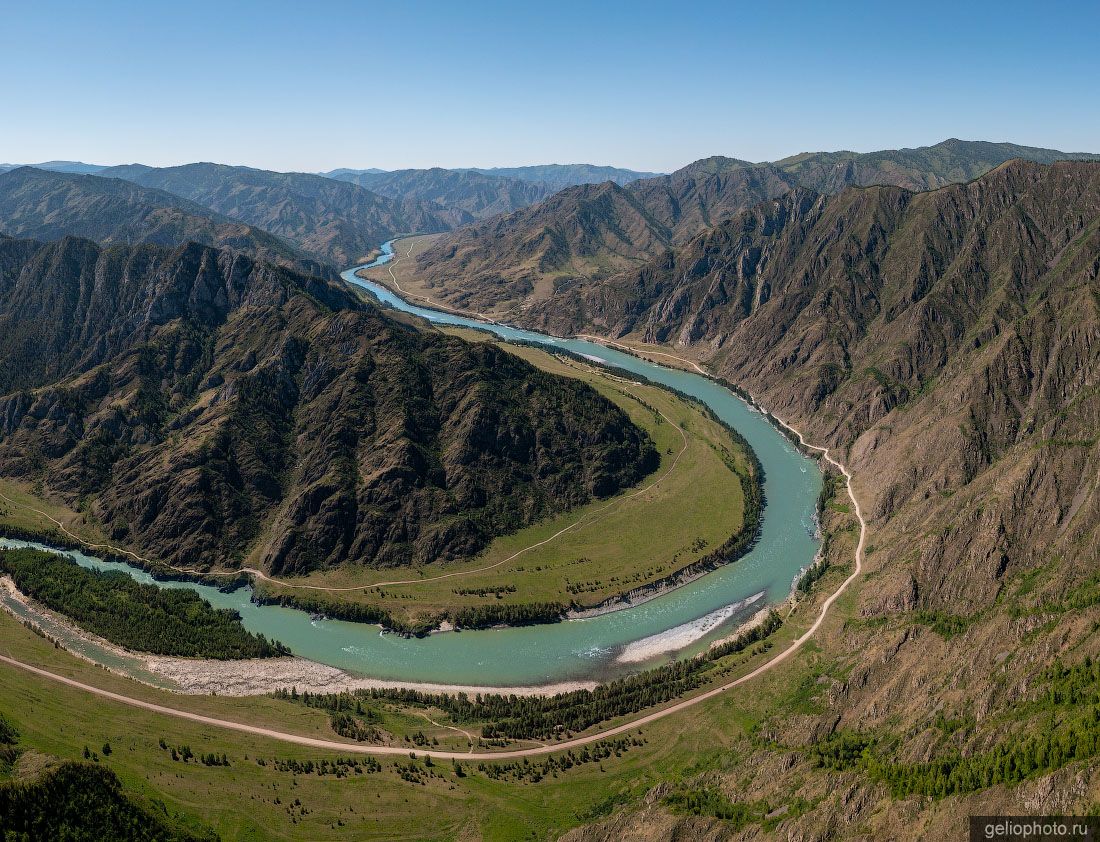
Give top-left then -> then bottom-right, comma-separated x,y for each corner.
2,0 -> 1097,172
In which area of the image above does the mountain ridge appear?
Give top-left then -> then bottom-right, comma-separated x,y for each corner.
0,166 -> 330,279
97,162 -> 457,267
0,235 -> 658,576
410,140 -> 1100,317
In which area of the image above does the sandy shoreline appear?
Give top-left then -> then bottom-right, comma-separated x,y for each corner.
0,576 -> 596,697
615,591 -> 765,663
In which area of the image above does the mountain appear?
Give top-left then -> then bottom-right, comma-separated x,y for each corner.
322,167 -> 386,177
412,160 -> 796,314
327,167 -> 556,220
0,236 -> 657,575
627,156 -> 795,243
774,137 -> 1100,193
0,167 -> 328,278
97,163 -> 457,267
563,160 -> 1100,835
412,181 -> 673,314
0,161 -> 106,175
413,140 -> 1100,318
469,164 -> 662,190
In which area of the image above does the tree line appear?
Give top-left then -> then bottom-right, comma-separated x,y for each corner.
809,656 -> 1100,799
0,548 -> 287,659
275,611 -> 781,741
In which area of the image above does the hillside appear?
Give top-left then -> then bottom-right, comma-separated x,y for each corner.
469,164 -> 661,190
564,160 -> 1100,837
0,167 -> 328,278
411,181 -> 673,313
98,163 -> 456,267
0,236 -> 657,575
412,140 -> 1100,318
328,167 -> 555,220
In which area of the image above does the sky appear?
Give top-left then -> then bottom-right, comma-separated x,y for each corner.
2,0 -> 1098,173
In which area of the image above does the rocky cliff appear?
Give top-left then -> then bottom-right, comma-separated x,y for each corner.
0,236 -> 657,574
411,141 -> 1100,320
563,160 -> 1100,839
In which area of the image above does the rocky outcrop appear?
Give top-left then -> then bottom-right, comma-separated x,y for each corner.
0,235 -> 658,574
412,141 -> 1100,322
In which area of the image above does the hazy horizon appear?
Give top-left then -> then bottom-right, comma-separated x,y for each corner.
7,134 -> 1100,179
2,0 -> 1098,173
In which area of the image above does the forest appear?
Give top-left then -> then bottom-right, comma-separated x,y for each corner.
0,548 -> 287,658
277,611 -> 782,741
0,763 -> 215,841
809,657 -> 1100,799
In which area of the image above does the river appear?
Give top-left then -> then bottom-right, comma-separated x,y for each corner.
0,241 -> 821,688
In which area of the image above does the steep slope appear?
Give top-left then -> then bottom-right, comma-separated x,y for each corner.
329,167 -> 555,220
413,141 -> 1100,318
98,163 -> 456,266
628,156 -> 796,243
0,236 -> 657,576
565,160 -> 1100,838
412,181 -> 672,313
0,167 -> 328,278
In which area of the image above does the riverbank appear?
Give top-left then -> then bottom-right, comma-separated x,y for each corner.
615,591 -> 766,663
1,577 -> 597,697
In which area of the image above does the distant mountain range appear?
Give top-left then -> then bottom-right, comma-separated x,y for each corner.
411,140 -> 1100,316
466,164 -> 661,190
0,167 -> 330,279
327,167 -> 556,221
0,160 -> 670,274
0,161 -> 106,175
95,163 -> 458,266
0,235 -> 656,575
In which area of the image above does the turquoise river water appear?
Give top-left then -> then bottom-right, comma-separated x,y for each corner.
0,241 -> 821,688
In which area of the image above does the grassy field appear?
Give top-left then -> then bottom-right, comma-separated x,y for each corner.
0,512 -> 862,841
0,476 -> 107,546
0,333 -> 752,630
251,335 -> 752,626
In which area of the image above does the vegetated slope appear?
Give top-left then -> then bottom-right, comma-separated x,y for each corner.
413,140 -> 1100,319
0,762 -> 216,842
98,163 -> 457,266
469,164 -> 662,190
328,167 -> 556,220
566,161 -> 1100,838
0,236 -> 657,576
774,137 -> 1100,193
0,167 -> 329,278
0,548 -> 285,657
411,181 -> 674,313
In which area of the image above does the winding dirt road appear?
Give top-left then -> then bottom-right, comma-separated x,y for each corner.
0,372 -> 690,595
0,396 -> 865,761
0,250 -> 868,760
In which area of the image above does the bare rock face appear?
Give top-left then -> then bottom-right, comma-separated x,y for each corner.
410,142 -> 1100,333
0,236 -> 657,574
860,570 -> 918,616
560,161 -> 1100,839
